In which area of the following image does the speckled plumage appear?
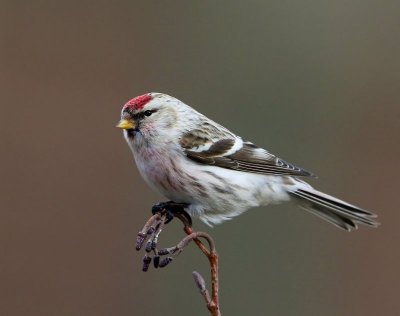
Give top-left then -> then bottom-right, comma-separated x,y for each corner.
118,92 -> 378,230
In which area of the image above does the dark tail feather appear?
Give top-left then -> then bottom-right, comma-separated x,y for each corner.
290,188 -> 379,231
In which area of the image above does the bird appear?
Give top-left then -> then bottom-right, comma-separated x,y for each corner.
117,92 -> 378,231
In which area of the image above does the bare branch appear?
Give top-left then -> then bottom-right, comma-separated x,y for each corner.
136,207 -> 221,316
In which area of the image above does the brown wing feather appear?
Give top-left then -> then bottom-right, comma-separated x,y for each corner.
180,130 -> 315,177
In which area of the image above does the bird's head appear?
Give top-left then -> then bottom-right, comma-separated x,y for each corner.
117,92 -> 188,145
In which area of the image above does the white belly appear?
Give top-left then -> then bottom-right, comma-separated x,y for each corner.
130,140 -> 291,226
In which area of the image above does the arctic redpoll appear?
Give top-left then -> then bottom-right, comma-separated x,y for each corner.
117,93 -> 378,231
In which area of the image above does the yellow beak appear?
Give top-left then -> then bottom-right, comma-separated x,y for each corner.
116,119 -> 136,130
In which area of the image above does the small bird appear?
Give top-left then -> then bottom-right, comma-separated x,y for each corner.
117,92 -> 378,231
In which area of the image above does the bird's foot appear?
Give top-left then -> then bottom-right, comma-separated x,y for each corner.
151,201 -> 192,227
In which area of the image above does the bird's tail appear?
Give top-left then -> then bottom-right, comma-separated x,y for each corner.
290,188 -> 379,231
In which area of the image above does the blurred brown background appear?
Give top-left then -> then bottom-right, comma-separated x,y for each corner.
1,1 -> 399,315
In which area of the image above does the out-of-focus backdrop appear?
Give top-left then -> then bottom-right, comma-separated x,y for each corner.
1,1 -> 399,315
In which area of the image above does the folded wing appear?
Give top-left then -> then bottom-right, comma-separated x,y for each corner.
180,129 -> 314,177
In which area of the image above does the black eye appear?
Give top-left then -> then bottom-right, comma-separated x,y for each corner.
144,110 -> 153,117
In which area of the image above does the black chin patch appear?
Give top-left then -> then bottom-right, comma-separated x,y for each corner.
126,129 -> 136,137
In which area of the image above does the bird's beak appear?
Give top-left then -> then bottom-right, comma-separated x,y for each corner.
116,119 -> 136,130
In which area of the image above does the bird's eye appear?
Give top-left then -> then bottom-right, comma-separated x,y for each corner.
144,110 -> 153,117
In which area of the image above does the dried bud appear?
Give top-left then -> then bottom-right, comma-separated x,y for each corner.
153,255 -> 160,268
147,227 -> 155,235
142,255 -> 152,272
136,233 -> 146,251
145,240 -> 152,253
159,257 -> 173,268
157,248 -> 170,256
192,271 -> 206,292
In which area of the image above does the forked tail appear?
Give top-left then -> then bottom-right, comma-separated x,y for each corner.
290,188 -> 379,231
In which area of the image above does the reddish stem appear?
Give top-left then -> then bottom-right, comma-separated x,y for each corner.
184,227 -> 220,316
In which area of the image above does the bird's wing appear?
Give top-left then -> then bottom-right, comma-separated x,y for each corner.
180,128 -> 315,177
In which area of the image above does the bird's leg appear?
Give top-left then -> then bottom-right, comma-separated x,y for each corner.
151,201 -> 192,227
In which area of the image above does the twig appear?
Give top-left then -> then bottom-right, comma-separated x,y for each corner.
136,209 -> 221,316
185,227 -> 220,316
